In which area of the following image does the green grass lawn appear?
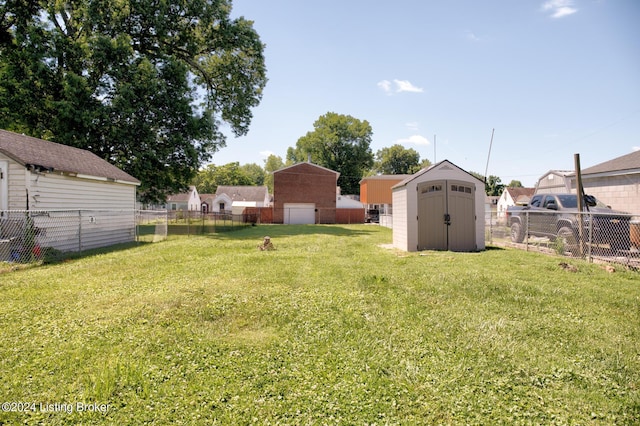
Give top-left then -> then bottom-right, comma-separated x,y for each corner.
1,225 -> 638,424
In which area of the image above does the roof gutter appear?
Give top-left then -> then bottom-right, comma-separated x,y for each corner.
75,173 -> 141,186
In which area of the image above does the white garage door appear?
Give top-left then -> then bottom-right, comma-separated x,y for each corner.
284,203 -> 315,224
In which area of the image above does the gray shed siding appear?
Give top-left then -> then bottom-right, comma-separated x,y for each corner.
391,186 -> 408,250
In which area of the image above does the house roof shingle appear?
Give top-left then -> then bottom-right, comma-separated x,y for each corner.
166,186 -> 197,202
506,187 -> 535,201
359,174 -> 412,183
0,129 -> 140,184
215,185 -> 268,202
582,150 -> 640,175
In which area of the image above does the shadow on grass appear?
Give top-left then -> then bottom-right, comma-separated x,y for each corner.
0,241 -> 153,274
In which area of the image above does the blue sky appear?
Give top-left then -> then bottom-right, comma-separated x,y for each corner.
213,0 -> 640,187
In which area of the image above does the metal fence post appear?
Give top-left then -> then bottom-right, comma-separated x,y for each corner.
587,212 -> 593,262
78,210 -> 82,251
525,211 -> 529,251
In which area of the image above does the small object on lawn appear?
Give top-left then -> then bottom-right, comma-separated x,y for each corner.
601,265 -> 616,273
258,236 -> 276,251
559,262 -> 578,272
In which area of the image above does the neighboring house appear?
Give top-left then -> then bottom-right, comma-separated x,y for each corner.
581,150 -> 640,215
0,129 -> 140,253
534,151 -> 640,214
392,160 -> 485,252
166,186 -> 201,211
336,192 -> 365,224
535,170 -> 574,194
199,193 -> 217,213
336,193 -> 363,209
496,187 -> 535,218
359,175 -> 412,228
213,185 -> 270,215
273,162 -> 339,224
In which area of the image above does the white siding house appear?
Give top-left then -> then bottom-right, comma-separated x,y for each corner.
213,185 -> 270,215
496,187 -> 535,218
0,129 -> 140,253
166,186 -> 201,211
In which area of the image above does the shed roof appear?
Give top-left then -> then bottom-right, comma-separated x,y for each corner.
582,150 -> 640,175
392,160 -> 483,189
215,185 -> 268,202
0,129 -> 140,184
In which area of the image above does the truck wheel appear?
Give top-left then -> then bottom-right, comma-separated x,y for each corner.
510,222 -> 524,243
558,226 -> 579,256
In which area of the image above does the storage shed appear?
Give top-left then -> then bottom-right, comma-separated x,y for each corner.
392,160 -> 485,252
0,129 -> 140,254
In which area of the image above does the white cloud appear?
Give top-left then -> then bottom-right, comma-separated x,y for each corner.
377,80 -> 392,93
405,122 -> 420,131
260,150 -> 275,158
377,79 -> 423,94
394,79 -> 424,93
395,135 -> 430,146
541,0 -> 578,18
465,31 -> 482,42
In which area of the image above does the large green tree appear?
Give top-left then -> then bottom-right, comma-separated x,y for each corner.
288,112 -> 374,194
471,172 -> 505,196
0,0 -> 267,203
192,162 -> 253,194
373,144 -> 424,175
263,154 -> 284,193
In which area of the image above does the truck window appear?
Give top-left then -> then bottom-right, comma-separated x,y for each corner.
556,195 -> 577,208
529,196 -> 542,207
543,196 -> 557,208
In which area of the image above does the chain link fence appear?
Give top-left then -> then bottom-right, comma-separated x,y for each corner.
4,207 -> 638,267
0,210 -> 137,263
0,209 -> 254,264
163,210 -> 252,236
136,210 -> 169,243
486,209 -> 640,267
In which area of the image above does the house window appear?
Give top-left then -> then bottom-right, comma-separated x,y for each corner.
171,203 -> 177,210
219,202 -> 225,211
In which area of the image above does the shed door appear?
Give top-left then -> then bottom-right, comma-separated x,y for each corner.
0,161 -> 7,211
418,180 -> 476,251
283,203 -> 315,224
417,181 -> 447,250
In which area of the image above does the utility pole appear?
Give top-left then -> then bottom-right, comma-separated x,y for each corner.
574,153 -> 585,257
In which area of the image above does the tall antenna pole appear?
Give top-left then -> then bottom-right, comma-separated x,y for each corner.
433,134 -> 436,163
484,128 -> 495,181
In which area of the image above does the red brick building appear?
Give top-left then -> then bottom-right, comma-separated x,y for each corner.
273,162 -> 339,224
